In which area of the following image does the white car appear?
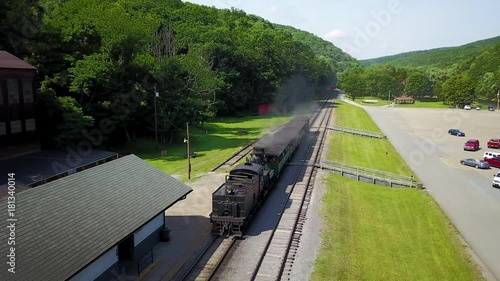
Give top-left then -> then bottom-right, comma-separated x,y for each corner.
464,105 -> 471,110
493,172 -> 500,188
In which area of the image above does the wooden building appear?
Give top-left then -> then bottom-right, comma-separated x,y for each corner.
0,51 -> 39,159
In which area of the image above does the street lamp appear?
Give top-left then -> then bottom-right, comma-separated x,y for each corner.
154,87 -> 159,151
184,122 -> 191,179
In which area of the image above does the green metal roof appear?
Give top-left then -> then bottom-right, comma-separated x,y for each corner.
0,154 -> 192,281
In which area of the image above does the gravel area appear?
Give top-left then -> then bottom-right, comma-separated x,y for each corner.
288,104 -> 335,281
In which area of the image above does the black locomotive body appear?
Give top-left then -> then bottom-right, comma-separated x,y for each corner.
210,115 -> 310,236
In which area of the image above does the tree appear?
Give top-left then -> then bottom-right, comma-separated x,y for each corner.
54,96 -> 94,147
439,74 -> 475,107
405,70 -> 431,98
338,67 -> 367,100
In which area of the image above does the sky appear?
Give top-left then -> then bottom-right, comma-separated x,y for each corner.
182,0 -> 500,60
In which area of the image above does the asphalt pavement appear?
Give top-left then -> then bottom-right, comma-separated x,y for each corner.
356,103 -> 500,281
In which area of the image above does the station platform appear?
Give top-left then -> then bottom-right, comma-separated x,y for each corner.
141,172 -> 226,281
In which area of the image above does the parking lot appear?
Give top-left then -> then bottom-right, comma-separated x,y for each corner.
363,106 -> 500,280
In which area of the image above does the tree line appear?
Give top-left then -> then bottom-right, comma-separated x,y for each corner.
1,0 -> 355,148
339,42 -> 500,107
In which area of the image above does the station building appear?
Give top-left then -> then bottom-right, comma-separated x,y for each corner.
0,154 -> 192,281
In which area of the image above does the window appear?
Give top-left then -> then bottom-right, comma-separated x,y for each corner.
0,122 -> 5,135
7,79 -> 19,104
10,120 -> 22,133
25,118 -> 35,131
22,79 -> 33,103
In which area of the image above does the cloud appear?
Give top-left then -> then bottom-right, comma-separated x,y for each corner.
323,29 -> 347,40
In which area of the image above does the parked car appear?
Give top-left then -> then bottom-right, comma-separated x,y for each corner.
448,129 -> 465,136
489,106 -> 495,111
476,106 -> 481,110
484,151 -> 500,159
460,158 -> 490,169
487,138 -> 500,148
493,172 -> 500,188
464,139 -> 480,151
464,105 -> 471,110
484,157 -> 500,168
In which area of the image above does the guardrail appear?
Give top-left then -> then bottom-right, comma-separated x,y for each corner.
327,125 -> 385,138
318,160 -> 422,188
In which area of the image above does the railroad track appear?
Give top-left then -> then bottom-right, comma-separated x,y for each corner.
180,235 -> 235,281
211,142 -> 255,172
252,98 -> 333,280
183,99 -> 332,281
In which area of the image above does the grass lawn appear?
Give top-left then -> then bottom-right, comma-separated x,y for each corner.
331,101 -> 414,176
355,96 -> 452,108
311,100 -> 483,280
118,115 -> 293,181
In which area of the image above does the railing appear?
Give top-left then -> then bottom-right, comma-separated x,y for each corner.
327,125 -> 385,138
319,160 -> 422,188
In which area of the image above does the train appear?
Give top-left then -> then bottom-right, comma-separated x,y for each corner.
210,115 -> 310,236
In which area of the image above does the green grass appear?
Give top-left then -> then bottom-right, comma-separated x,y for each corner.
356,96 -> 452,108
120,115 -> 292,181
312,175 -> 482,281
311,100 -> 483,281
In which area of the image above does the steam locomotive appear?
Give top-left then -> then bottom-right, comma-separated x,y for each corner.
210,116 -> 310,236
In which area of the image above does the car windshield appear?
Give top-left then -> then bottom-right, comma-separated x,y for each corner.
466,141 -> 475,144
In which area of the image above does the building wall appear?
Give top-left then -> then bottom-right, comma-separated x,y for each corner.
70,246 -> 119,281
134,213 -> 163,246
0,68 -> 37,148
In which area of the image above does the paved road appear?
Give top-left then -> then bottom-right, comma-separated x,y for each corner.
360,104 -> 500,280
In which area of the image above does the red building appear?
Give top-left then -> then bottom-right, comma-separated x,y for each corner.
0,51 -> 39,159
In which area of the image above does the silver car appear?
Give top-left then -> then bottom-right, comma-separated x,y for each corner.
460,158 -> 490,169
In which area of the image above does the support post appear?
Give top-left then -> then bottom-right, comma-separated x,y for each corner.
187,122 -> 191,179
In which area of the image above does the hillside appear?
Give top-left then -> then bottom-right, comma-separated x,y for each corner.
361,35 -> 500,67
273,24 -> 359,71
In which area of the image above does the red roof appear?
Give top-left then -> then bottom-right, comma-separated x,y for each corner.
0,51 -> 36,70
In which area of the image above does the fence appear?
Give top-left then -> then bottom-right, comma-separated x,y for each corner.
319,160 -> 422,188
327,125 -> 385,138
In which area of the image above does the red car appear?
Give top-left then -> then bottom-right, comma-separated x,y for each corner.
484,157 -> 500,168
487,138 -> 500,148
464,139 -> 480,151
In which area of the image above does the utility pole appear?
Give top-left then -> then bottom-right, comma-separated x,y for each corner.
388,90 -> 391,102
497,90 -> 499,111
186,122 -> 191,179
154,87 -> 159,151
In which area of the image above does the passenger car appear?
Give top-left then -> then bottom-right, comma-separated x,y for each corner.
464,139 -> 480,151
493,172 -> 500,188
460,158 -> 490,169
489,106 -> 495,111
476,106 -> 481,110
487,138 -> 500,148
448,129 -> 465,136
484,157 -> 500,168
464,105 -> 471,110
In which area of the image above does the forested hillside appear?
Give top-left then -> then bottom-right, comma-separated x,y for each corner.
361,36 -> 500,67
273,24 -> 359,72
339,41 -> 500,108
0,0 -> 354,148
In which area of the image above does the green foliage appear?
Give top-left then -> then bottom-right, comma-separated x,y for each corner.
440,73 -> 475,106
273,24 -> 359,73
54,96 -> 94,147
338,67 -> 367,100
404,69 -> 431,98
361,35 -> 500,68
14,0 -> 353,147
